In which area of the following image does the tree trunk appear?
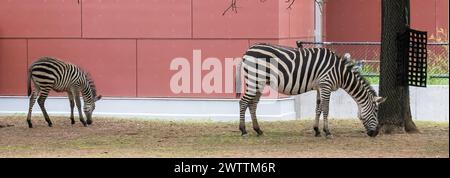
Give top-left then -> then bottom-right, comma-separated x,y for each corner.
379,0 -> 419,134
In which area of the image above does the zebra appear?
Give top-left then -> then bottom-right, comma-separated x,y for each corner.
26,57 -> 102,128
235,43 -> 386,138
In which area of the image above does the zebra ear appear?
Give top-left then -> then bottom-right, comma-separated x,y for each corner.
343,53 -> 351,61
374,97 -> 386,104
95,95 -> 102,102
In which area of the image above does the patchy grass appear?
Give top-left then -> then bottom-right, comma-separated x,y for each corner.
363,76 -> 449,85
0,116 -> 448,158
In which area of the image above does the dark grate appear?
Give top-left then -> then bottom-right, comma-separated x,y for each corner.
397,28 -> 428,87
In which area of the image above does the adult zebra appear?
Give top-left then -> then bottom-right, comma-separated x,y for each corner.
26,57 -> 102,128
235,43 -> 386,138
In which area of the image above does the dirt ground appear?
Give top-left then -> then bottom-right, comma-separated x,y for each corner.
0,115 -> 448,158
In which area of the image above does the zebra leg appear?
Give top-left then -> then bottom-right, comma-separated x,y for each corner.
67,91 -> 75,125
239,98 -> 249,136
319,86 -> 333,139
239,82 -> 262,136
314,90 -> 322,137
74,91 -> 88,127
37,92 -> 52,127
26,91 -> 38,128
249,92 -> 263,136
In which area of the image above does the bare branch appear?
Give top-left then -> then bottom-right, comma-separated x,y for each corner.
222,0 -> 238,16
286,0 -> 296,9
222,0 -> 297,15
315,0 -> 324,13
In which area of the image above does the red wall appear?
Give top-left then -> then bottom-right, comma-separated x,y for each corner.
324,0 -> 449,42
324,0 -> 381,42
411,0 -> 449,39
0,39 -> 28,95
3,0 -> 444,98
0,0 -> 81,38
0,0 -> 315,98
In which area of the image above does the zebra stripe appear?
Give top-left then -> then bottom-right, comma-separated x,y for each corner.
236,43 -> 385,137
26,57 -> 101,128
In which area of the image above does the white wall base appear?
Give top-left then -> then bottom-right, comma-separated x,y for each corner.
0,97 -> 296,122
294,85 -> 449,122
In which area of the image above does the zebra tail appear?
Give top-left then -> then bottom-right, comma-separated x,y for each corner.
235,61 -> 243,98
27,68 -> 32,96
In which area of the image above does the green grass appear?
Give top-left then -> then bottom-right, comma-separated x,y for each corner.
360,61 -> 449,85
363,76 -> 448,85
427,77 -> 449,85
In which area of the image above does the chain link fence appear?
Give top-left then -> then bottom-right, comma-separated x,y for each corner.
298,41 -> 449,85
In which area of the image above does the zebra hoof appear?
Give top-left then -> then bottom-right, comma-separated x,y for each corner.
71,120 -> 75,125
48,123 -> 53,127
27,121 -> 33,128
314,127 -> 321,137
325,134 -> 334,139
255,129 -> 264,136
239,126 -> 247,136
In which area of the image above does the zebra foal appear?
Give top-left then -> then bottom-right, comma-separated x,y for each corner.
236,43 -> 386,138
26,57 -> 102,128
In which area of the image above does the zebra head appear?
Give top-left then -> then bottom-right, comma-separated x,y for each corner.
84,94 -> 102,125
359,96 -> 386,137
83,75 -> 102,125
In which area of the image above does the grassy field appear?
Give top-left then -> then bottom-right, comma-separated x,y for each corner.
0,116 -> 448,158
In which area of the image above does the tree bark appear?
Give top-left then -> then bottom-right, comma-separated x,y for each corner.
379,0 -> 419,134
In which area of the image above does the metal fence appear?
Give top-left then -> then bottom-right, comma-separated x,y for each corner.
299,41 -> 449,85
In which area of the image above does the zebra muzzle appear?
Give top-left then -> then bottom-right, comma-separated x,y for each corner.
367,129 -> 379,137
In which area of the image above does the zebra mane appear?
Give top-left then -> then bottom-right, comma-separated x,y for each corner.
81,69 -> 98,99
341,55 -> 377,97
347,65 -> 377,97
354,70 -> 377,96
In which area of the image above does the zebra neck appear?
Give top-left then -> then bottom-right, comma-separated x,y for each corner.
80,82 -> 94,105
341,72 -> 374,109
